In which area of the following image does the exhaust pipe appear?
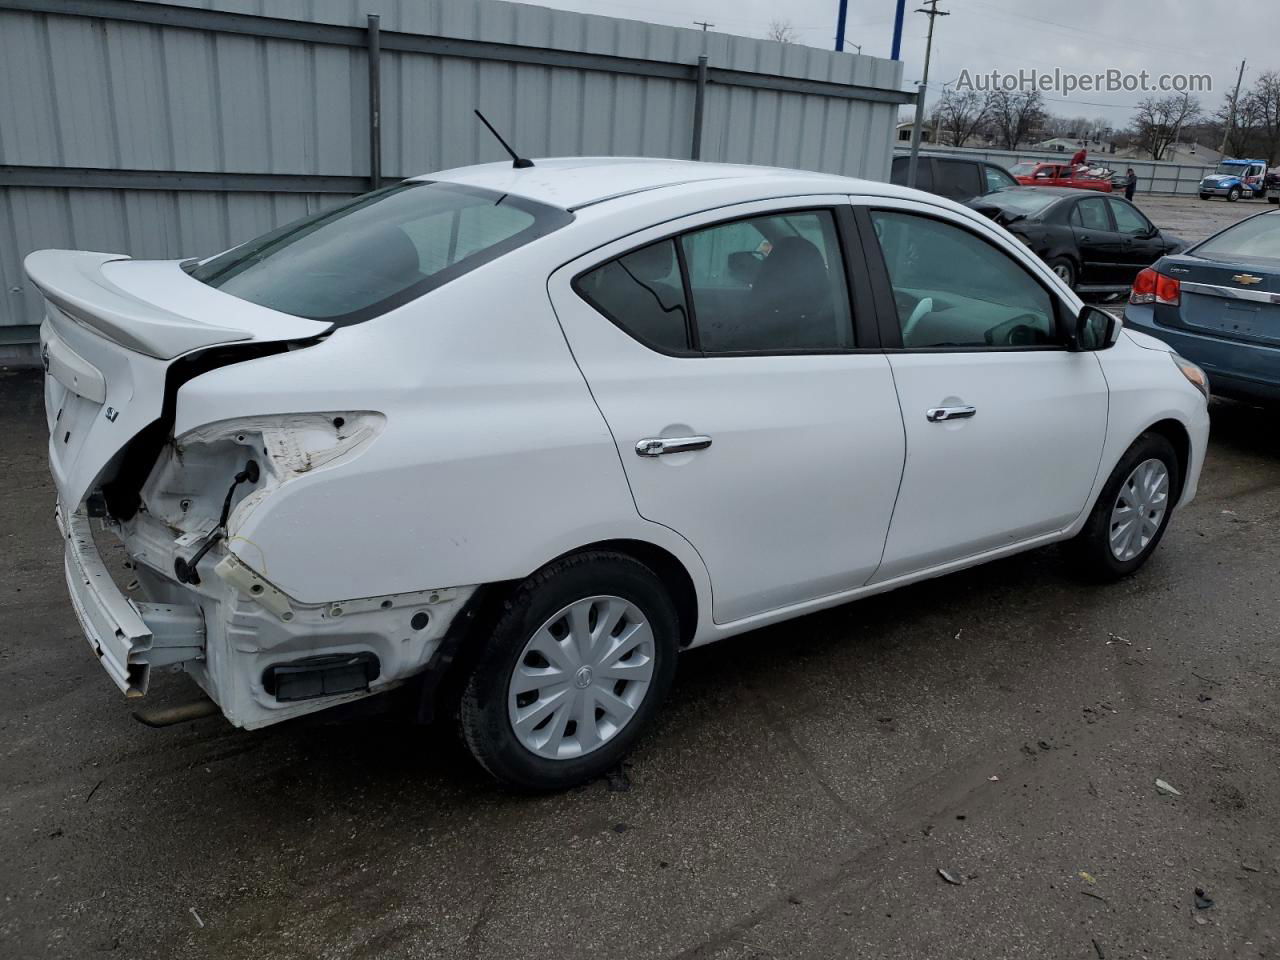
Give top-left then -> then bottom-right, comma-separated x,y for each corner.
132,697 -> 220,728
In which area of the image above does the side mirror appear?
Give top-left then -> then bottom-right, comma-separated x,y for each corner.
1071,305 -> 1121,351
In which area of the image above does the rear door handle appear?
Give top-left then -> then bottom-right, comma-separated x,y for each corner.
635,436 -> 713,457
926,406 -> 976,422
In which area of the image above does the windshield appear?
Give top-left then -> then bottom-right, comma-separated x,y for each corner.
973,190 -> 1058,218
1194,213 -> 1280,264
191,182 -> 573,325
1213,162 -> 1248,177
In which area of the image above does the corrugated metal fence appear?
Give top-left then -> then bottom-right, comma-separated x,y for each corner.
894,144 -> 1219,197
0,0 -> 910,355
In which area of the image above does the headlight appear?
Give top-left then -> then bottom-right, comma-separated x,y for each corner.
1171,353 -> 1209,400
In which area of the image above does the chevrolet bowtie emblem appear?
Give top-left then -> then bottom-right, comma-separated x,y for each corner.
1233,274 -> 1263,285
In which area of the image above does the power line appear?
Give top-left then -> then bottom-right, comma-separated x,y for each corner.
962,0 -> 1224,63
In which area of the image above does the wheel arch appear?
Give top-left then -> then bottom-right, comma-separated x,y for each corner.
1142,417 -> 1192,501
547,538 -> 700,647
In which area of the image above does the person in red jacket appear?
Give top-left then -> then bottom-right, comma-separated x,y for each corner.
1071,147 -> 1088,167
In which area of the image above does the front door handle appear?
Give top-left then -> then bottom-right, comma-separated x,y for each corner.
926,406 -> 976,423
635,436 -> 713,457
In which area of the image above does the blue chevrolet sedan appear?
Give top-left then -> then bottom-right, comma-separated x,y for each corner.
1125,210 -> 1280,402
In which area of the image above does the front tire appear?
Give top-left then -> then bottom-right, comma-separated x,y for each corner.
459,551 -> 679,790
1068,432 -> 1180,581
1199,192 -> 1211,200
1228,186 -> 1242,202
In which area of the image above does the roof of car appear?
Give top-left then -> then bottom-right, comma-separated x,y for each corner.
412,157 -> 875,211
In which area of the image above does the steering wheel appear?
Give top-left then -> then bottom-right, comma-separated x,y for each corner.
983,312 -> 1045,346
901,297 -> 934,343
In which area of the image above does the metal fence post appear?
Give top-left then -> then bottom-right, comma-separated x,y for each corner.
691,55 -> 708,160
367,13 -> 382,190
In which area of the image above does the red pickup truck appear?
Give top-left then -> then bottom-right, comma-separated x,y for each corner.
1010,161 -> 1114,193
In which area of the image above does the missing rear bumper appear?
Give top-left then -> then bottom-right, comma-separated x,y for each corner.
58,504 -> 205,696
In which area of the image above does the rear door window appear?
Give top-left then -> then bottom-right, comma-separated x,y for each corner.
574,208 -> 856,355
681,210 -> 854,352
1072,197 -> 1112,231
934,160 -> 982,200
190,182 -> 572,325
573,240 -> 691,354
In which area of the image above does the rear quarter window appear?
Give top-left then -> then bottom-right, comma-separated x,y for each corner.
190,182 -> 572,325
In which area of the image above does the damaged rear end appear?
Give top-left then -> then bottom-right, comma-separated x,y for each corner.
27,249 -> 430,724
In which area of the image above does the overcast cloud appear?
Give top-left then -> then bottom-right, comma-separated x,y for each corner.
518,0 -> 1273,128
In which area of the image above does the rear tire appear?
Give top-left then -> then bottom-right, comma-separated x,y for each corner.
1047,257 -> 1076,290
1067,432 -> 1180,581
459,551 -> 679,791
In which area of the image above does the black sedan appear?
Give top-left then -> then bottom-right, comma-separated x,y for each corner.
966,187 -> 1184,295
1124,210 -> 1280,403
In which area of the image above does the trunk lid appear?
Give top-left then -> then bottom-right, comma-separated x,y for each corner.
26,250 -> 332,509
1157,253 -> 1280,347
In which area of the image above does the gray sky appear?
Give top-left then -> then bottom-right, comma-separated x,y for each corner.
518,0 -> 1273,129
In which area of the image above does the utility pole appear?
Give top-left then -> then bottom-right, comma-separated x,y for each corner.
906,0 -> 949,189
1219,59 -> 1246,158
693,20 -> 714,31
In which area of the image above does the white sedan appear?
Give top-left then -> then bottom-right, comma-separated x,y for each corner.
27,158 -> 1210,790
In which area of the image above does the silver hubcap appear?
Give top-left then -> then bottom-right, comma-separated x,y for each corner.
1054,264 -> 1071,281
1110,458 -> 1170,561
508,595 -> 655,760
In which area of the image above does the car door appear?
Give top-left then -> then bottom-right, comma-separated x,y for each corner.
1069,195 -> 1125,285
1107,197 -> 1165,282
858,201 -> 1108,580
548,198 -> 906,624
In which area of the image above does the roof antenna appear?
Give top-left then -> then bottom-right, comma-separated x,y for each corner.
474,110 -> 534,169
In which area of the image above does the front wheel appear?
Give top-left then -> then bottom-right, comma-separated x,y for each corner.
1199,192 -> 1211,200
1067,432 -> 1180,581
459,551 -> 679,791
1047,257 -> 1076,290
1228,186 -> 1242,202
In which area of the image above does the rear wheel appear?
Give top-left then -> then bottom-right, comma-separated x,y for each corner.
1068,432 -> 1180,581
1269,196 -> 1279,205
1047,257 -> 1076,290
1228,186 -> 1242,202
459,551 -> 679,791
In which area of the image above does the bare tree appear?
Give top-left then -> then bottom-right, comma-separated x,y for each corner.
766,19 -> 797,44
1215,93 -> 1264,158
988,89 -> 1046,150
1253,71 -> 1280,163
1130,94 -> 1202,160
932,89 -> 991,147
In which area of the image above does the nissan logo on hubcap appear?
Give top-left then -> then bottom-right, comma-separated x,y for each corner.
574,666 -> 594,689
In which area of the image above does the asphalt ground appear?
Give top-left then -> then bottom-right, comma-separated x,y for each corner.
2,194 -> 1277,960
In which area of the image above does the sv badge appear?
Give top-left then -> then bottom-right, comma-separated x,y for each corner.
104,406 -> 120,423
